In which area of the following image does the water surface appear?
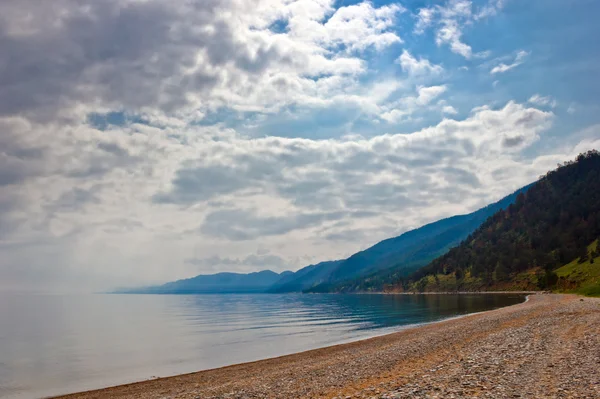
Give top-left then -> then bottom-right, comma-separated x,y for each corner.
0,293 -> 524,398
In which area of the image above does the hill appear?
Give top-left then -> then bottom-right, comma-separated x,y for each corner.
396,150 -> 600,295
119,270 -> 290,294
267,260 -> 343,293
555,240 -> 600,296
300,185 -> 530,293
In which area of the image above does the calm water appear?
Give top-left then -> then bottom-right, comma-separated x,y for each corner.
0,293 -> 524,398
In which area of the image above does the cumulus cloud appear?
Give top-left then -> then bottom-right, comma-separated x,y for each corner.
0,0 -> 404,122
156,102 -> 556,231
442,105 -> 459,115
380,85 -> 448,123
396,50 -> 443,77
417,85 -> 448,105
490,50 -> 529,74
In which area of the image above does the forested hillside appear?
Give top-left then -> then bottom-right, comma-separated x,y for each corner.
300,186 -> 528,293
396,150 -> 600,293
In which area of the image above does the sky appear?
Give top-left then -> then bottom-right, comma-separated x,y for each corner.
1,0 -> 599,293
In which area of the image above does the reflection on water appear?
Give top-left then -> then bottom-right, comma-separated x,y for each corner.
0,293 -> 524,398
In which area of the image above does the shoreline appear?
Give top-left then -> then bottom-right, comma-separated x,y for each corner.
55,293 -> 599,399
49,293 -> 528,397
359,290 -> 543,295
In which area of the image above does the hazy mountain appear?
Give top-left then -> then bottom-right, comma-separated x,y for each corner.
119,270 -> 291,294
268,260 -> 343,293
123,181 -> 534,295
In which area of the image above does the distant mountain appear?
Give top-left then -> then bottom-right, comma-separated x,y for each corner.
399,150 -> 600,294
268,260 -> 343,293
302,184 -> 531,293
120,171 -> 544,296
119,270 -> 290,294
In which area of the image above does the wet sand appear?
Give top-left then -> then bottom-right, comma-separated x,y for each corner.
56,294 -> 599,399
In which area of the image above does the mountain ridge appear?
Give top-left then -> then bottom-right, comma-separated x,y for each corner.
303,184 -> 531,293
394,150 -> 600,295
117,270 -> 289,294
123,184 -> 531,294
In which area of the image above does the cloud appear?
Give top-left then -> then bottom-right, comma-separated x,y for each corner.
442,105 -> 459,115
475,0 -> 507,19
396,50 -> 443,77
417,85 -> 447,105
185,253 -> 288,271
490,50 -> 529,74
380,85 -> 448,123
199,209 -> 363,241
436,18 -> 473,58
318,2 -> 405,51
47,187 -> 101,213
157,101 -> 554,220
414,7 -> 435,34
415,0 -> 506,59
528,94 -> 557,108
0,0 -> 404,122
153,165 -> 250,204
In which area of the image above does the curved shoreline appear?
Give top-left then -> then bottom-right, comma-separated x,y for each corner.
362,291 -> 544,295
53,293 -> 600,399
47,293 -> 527,398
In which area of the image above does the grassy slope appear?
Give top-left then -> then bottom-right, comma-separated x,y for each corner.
555,240 -> 600,296
399,268 -> 543,293
399,240 -> 600,296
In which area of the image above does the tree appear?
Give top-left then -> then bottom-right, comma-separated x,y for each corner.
578,247 -> 589,264
455,268 -> 464,281
538,270 -> 558,289
493,261 -> 509,282
402,151 -> 600,290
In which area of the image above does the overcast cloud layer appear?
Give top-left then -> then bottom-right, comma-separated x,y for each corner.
1,0 -> 599,292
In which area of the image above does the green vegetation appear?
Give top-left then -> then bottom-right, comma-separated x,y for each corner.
555,240 -> 600,296
392,150 -> 600,296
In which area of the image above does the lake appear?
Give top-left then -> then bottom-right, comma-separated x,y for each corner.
0,293 -> 524,398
